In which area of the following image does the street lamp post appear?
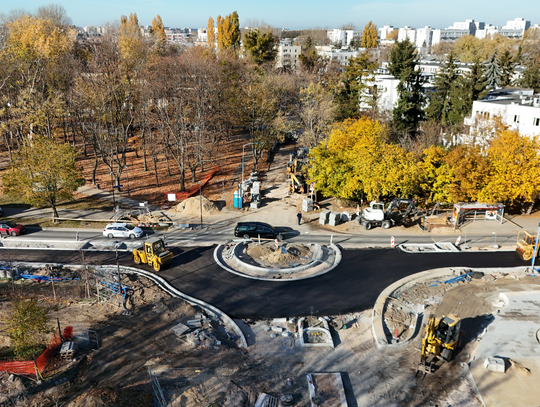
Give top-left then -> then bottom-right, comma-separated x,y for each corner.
241,142 -> 255,189
199,181 -> 203,227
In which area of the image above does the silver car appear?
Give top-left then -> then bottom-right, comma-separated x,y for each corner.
103,223 -> 143,239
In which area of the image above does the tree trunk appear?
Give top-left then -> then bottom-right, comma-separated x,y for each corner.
142,132 -> 148,171
179,168 -> 185,192
92,157 -> 98,185
191,166 -> 197,183
527,200 -> 535,215
51,206 -> 59,222
152,153 -> 160,187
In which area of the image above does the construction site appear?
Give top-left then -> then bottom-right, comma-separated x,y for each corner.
1,141 -> 540,407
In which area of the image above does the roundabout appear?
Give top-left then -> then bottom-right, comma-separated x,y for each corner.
214,239 -> 342,281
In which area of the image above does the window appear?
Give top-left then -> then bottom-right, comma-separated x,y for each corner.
534,118 -> 540,126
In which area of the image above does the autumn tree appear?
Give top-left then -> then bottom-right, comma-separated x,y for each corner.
243,29 -> 278,65
4,298 -> 51,358
216,11 -> 240,51
417,145 -> 453,203
296,82 -> 336,148
151,15 -> 167,52
479,129 -> 540,213
361,21 -> 378,49
518,60 -> 540,92
3,135 -> 85,220
2,15 -> 76,145
119,13 -> 149,76
309,117 -> 417,201
445,145 -> 491,202
207,17 -> 215,49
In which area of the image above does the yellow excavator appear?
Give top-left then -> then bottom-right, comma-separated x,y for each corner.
414,314 -> 461,378
516,231 -> 539,261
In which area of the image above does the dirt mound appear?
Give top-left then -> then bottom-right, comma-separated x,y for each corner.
175,196 -> 220,215
246,243 -> 312,267
66,387 -> 153,407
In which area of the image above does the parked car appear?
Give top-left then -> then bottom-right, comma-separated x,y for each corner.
103,223 -> 143,239
234,221 -> 285,241
0,221 -> 25,236
0,207 -> 3,217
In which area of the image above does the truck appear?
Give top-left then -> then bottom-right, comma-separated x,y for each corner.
133,237 -> 173,272
360,198 -> 418,230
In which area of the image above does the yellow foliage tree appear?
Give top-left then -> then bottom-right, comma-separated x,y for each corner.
479,130 -> 540,208
119,13 -> 147,74
216,15 -> 225,49
5,15 -> 75,63
151,15 -> 167,50
216,11 -> 240,51
418,145 -> 453,204
361,21 -> 378,49
309,118 -> 417,201
445,145 -> 490,202
207,17 -> 216,49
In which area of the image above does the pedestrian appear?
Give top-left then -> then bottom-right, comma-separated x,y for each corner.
76,232 -> 79,241
297,211 -> 302,225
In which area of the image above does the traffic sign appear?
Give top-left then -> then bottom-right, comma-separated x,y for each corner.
455,236 -> 461,246
391,236 -> 395,248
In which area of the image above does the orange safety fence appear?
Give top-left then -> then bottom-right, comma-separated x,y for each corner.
0,326 -> 72,378
164,165 -> 219,202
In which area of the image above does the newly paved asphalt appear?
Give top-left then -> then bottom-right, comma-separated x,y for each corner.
3,247 -> 527,319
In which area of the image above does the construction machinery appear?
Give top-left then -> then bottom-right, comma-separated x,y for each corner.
414,314 -> 461,377
360,198 -> 418,230
516,230 -> 539,261
286,156 -> 307,194
133,237 -> 173,272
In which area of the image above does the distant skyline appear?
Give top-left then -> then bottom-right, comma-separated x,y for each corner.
4,1 -> 539,30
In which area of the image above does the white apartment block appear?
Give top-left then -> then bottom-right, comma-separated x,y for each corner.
379,25 -> 395,40
197,28 -> 208,43
416,27 -> 434,49
463,88 -> 540,142
316,47 -> 363,66
276,44 -> 301,70
327,29 -> 361,47
398,26 -> 416,43
432,19 -> 477,45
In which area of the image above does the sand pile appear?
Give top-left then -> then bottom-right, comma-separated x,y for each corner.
246,243 -> 312,267
175,196 -> 220,215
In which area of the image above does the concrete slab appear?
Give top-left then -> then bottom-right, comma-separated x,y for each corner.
471,290 -> 540,407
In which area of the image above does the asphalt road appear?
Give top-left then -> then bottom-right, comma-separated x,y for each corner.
3,247 -> 526,319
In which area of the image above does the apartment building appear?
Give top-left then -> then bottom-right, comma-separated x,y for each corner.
276,43 -> 302,70
327,29 -> 361,47
463,88 -> 540,142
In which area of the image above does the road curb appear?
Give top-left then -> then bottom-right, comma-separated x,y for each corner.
372,265 -> 532,350
7,261 -> 248,350
213,243 -> 342,282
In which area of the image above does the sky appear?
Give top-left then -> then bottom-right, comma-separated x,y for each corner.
4,0 -> 539,30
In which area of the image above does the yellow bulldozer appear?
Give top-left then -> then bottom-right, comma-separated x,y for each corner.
133,237 -> 173,272
414,314 -> 461,377
516,231 -> 539,261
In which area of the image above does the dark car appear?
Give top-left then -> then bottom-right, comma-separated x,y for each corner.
234,221 -> 285,241
0,221 -> 26,236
